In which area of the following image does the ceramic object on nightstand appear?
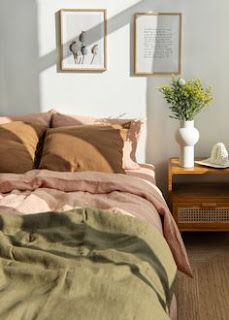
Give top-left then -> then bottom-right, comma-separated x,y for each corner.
175,120 -> 199,168
210,142 -> 228,165
195,142 -> 229,168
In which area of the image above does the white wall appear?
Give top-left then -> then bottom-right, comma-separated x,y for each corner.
1,0 -> 229,194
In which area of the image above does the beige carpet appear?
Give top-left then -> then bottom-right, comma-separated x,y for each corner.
176,232 -> 229,320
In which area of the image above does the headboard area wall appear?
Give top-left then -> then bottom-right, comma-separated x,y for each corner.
0,0 -> 228,193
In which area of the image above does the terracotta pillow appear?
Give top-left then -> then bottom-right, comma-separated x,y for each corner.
39,125 -> 128,174
0,121 -> 45,173
0,110 -> 53,128
50,112 -> 143,169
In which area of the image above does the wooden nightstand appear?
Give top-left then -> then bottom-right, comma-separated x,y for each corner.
168,157 -> 229,231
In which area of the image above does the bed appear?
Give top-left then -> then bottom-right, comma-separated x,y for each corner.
0,111 -> 191,320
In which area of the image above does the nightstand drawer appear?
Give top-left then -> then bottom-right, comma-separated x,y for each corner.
172,203 -> 229,231
175,205 -> 229,223
168,158 -> 229,231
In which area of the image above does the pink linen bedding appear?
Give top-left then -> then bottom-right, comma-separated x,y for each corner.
0,169 -> 191,276
126,163 -> 156,185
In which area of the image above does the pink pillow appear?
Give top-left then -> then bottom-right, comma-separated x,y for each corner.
0,110 -> 54,128
51,112 -> 143,169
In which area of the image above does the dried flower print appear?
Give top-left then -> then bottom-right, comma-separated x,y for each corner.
91,44 -> 99,64
69,41 -> 82,64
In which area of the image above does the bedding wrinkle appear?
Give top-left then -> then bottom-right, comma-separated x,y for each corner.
0,170 -> 191,276
0,208 -> 176,319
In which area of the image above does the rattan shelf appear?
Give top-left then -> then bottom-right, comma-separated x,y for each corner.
168,158 -> 229,232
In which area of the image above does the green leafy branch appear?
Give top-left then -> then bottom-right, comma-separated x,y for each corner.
159,77 -> 213,121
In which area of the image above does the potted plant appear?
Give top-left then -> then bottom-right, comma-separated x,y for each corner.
159,77 -> 213,168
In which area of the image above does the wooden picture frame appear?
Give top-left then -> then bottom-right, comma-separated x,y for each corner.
60,9 -> 107,72
134,12 -> 182,76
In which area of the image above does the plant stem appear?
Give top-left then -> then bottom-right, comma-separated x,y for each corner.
90,54 -> 95,64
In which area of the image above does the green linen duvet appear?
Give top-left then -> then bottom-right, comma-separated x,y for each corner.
0,208 -> 176,320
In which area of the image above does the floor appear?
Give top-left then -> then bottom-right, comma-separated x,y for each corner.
176,232 -> 229,320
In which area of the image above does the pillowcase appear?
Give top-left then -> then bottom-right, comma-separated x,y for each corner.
39,125 -> 128,174
0,121 -> 45,173
50,112 -> 143,169
0,110 -> 53,128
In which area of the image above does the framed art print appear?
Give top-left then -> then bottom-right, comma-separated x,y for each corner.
60,9 -> 107,71
134,12 -> 182,75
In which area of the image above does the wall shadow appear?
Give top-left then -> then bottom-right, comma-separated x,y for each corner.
0,0 -> 160,116
39,0 -> 160,75
0,0 -> 40,115
144,12 -> 182,198
0,0 -> 181,197
145,76 -> 179,198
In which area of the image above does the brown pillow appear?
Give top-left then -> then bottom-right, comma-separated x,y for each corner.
0,121 -> 45,173
39,125 -> 128,173
0,110 -> 53,128
50,112 -> 144,168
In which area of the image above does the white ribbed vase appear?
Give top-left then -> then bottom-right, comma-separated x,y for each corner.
175,120 -> 199,168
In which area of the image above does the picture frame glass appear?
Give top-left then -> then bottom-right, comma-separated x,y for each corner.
135,13 -> 182,75
61,10 -> 106,71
